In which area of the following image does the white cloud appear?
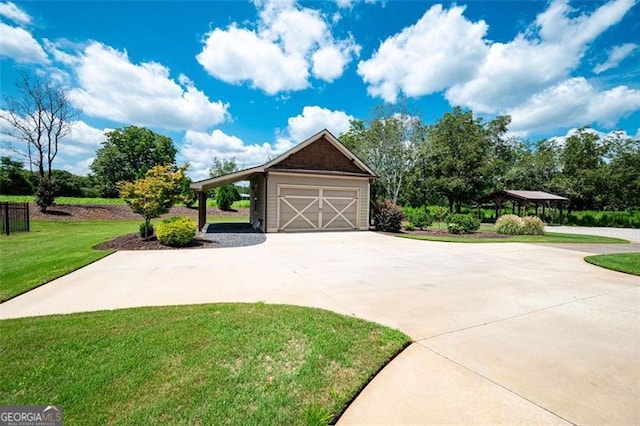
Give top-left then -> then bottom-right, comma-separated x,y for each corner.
446,0 -> 635,112
357,4 -> 489,103
65,42 -> 229,131
196,1 -> 359,94
62,120 -> 109,155
285,105 -> 354,142
0,1 -> 31,24
508,77 -> 640,134
182,130 -> 293,180
60,157 -> 94,176
593,43 -> 638,74
0,22 -> 48,63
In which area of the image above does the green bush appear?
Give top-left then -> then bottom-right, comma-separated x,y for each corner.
156,216 -> 196,247
216,184 -> 240,211
495,214 -> 523,235
404,207 -> 432,229
564,210 -> 640,229
445,214 -> 480,234
521,216 -> 545,235
139,222 -> 154,239
35,177 -> 57,210
403,222 -> 415,231
375,200 -> 403,232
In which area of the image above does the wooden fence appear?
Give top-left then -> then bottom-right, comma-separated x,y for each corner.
1,202 -> 30,235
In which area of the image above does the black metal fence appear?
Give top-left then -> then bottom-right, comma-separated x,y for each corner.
1,202 -> 30,235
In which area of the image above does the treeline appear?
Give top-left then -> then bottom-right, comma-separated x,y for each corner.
340,105 -> 640,212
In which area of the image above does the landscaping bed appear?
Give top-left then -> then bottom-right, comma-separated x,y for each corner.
399,228 -> 509,239
94,233 -> 217,250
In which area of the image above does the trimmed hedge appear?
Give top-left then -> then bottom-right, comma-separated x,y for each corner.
403,206 -> 433,229
565,210 -> 640,228
157,216 -> 196,246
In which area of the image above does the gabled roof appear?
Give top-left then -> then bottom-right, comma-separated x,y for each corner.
191,129 -> 376,191
478,190 -> 569,203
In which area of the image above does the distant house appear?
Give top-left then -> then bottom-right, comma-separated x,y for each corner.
190,129 -> 377,232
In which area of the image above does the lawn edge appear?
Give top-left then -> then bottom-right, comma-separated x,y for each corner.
395,233 -> 629,244
331,339 -> 413,425
583,254 -> 640,277
0,250 -> 117,304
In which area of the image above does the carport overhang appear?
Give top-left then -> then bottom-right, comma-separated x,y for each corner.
190,166 -> 264,230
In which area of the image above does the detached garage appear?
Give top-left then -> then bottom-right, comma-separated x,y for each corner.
190,129 -> 377,233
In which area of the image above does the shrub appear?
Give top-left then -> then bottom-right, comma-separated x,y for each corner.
404,207 -> 432,229
375,200 -> 403,232
445,214 -> 480,234
139,222 -> 154,239
403,222 -> 415,231
495,214 -> 523,235
35,177 -> 57,210
521,216 -> 545,235
156,216 -> 196,247
216,184 -> 240,211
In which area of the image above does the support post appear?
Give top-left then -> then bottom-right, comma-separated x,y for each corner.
198,191 -> 207,231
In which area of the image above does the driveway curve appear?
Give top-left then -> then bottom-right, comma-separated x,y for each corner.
1,232 -> 638,424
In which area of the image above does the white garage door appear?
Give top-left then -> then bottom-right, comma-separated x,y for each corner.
277,185 -> 359,231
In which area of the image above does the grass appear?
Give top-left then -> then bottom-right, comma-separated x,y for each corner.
0,303 -> 409,425
0,217 -> 249,302
399,232 -> 629,244
584,252 -> 640,276
0,195 -> 251,209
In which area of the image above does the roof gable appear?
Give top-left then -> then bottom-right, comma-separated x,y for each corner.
265,129 -> 376,176
269,135 -> 365,174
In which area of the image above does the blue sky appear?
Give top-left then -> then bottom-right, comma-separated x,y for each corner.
1,0 -> 638,179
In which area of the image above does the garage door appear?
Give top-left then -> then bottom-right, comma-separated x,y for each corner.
277,185 -> 359,231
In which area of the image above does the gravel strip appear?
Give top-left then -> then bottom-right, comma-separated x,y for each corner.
200,223 -> 266,248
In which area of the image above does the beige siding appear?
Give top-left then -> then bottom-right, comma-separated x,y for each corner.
266,172 -> 369,232
250,174 -> 266,231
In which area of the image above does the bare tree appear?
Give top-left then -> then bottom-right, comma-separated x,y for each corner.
1,73 -> 80,209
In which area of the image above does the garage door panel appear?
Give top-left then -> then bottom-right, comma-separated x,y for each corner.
278,185 -> 358,232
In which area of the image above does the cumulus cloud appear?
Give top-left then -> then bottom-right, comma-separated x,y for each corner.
196,0 -> 359,94
182,130 -> 294,180
62,120 -> 109,155
357,4 -> 489,103
0,22 -> 48,63
446,0 -> 635,112
593,43 -> 638,74
64,42 -> 229,131
285,105 -> 354,142
0,1 -> 31,24
508,77 -> 640,134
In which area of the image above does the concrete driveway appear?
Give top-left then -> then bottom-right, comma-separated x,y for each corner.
1,232 -> 638,424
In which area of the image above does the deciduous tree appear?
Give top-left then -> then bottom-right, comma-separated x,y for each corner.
91,126 -> 177,197
0,73 -> 79,209
118,164 -> 187,240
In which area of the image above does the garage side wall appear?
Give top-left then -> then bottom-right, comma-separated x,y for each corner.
266,172 -> 370,232
249,174 -> 266,231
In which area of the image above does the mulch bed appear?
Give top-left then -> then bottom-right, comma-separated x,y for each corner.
387,228 -> 509,239
29,203 -> 248,221
94,234 -> 218,251
407,228 -> 508,238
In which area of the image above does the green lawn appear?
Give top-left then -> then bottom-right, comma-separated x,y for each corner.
0,303 -> 409,425
584,252 -> 640,276
0,217 -> 249,302
399,232 -> 629,244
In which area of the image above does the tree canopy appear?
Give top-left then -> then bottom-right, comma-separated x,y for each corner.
91,126 -> 177,197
